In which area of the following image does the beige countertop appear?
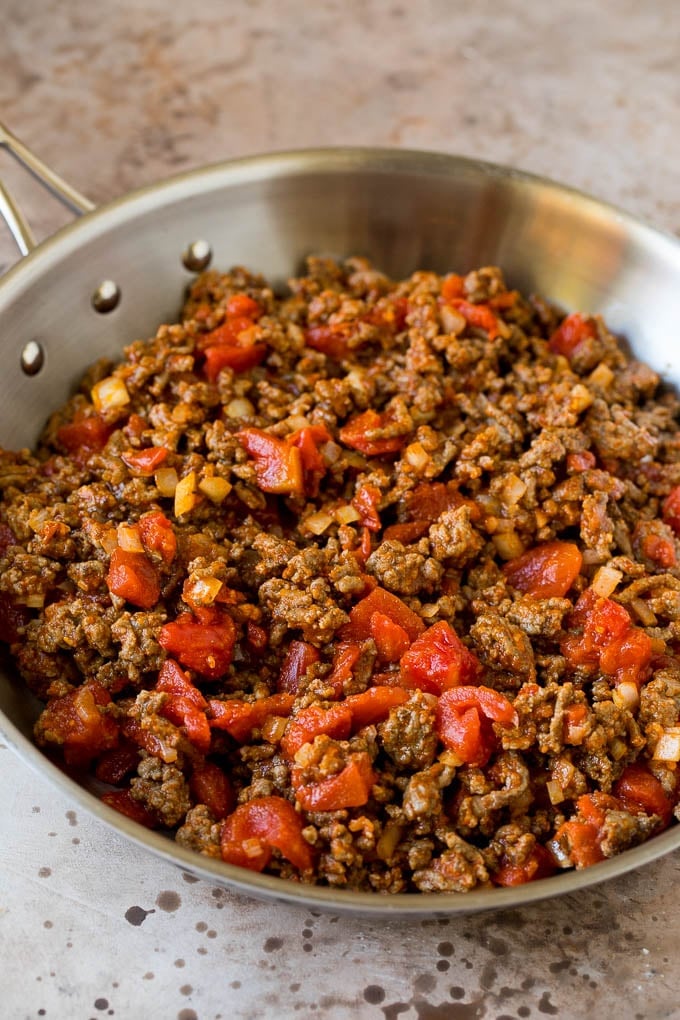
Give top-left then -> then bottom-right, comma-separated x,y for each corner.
1,2 -> 679,1018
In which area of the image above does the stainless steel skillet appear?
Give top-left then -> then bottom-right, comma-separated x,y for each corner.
2,122 -> 680,917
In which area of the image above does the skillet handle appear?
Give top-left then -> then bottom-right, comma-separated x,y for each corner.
0,120 -> 95,257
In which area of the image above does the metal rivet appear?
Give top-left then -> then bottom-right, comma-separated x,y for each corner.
182,240 -> 212,272
92,280 -> 121,313
20,340 -> 45,375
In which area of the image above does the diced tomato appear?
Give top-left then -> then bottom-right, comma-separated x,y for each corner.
492,845 -> 557,886
562,588 -> 651,686
237,428 -> 304,495
566,450 -> 596,473
325,642 -> 362,695
280,702 -> 353,759
120,716 -> 168,760
106,547 -> 161,609
288,425 -> 332,496
339,409 -> 409,457
562,702 -> 589,744
37,682 -> 119,767
503,541 -> 583,599
440,273 -> 464,302
160,694 -> 211,752
292,751 -> 375,811
220,796 -> 313,872
447,299 -> 500,340
57,413 -> 113,456
403,480 -> 479,525
369,611 -> 411,662
305,323 -> 353,359
159,606 -> 237,680
638,531 -> 677,568
351,483 -> 382,531
552,792 -> 620,868
95,743 -> 140,785
382,521 -> 430,544
548,312 -> 596,358
101,789 -> 159,828
208,693 -> 295,743
277,640 -> 321,693
342,587 -> 425,644
225,293 -> 261,320
439,685 -> 518,726
599,627 -> 652,686
613,762 -> 674,828
121,446 -> 169,475
344,686 -> 409,728
662,486 -> 680,535
138,511 -> 177,565
204,343 -> 267,379
157,658 -> 207,708
399,620 -> 481,694
245,621 -> 268,653
190,762 -> 236,820
436,686 -> 517,766
0,592 -> 31,644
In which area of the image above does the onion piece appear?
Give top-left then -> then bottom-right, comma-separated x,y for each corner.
117,524 -> 144,552
405,442 -> 430,469
305,510 -> 333,535
175,471 -> 199,517
492,531 -> 525,560
91,376 -> 130,412
653,727 -> 680,763
224,397 -> 255,419
546,780 -> 565,805
591,564 -> 623,598
612,681 -> 639,711
335,505 -> 361,524
198,476 -> 232,503
155,467 -> 178,497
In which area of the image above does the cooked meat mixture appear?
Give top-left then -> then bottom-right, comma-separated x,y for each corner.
1,256 -> 680,894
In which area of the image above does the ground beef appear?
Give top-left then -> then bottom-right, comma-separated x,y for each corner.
1,256 -> 680,896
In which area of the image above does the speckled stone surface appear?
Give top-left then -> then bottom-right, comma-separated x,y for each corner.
1,2 -> 680,1018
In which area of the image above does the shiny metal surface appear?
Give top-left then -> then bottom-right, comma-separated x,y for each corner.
1,146 -> 680,916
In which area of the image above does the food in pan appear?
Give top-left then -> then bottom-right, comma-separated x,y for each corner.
1,256 -> 679,893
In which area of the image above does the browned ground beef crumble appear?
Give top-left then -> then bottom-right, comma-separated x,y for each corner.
1,256 -> 680,893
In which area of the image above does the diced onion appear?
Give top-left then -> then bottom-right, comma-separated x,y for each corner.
155,467 -> 179,497
652,727 -> 680,763
591,564 -> 623,598
546,780 -> 565,805
439,305 -> 466,335
17,593 -> 45,609
117,524 -> 144,552
198,476 -> 232,503
610,737 -> 628,761
321,441 -> 341,465
184,575 -> 223,606
498,473 -> 527,508
589,362 -> 615,388
224,397 -> 255,419
405,442 -> 430,469
335,505 -> 361,524
174,471 -> 199,517
492,531 -> 525,560
305,510 -> 334,535
100,528 -> 118,555
91,376 -> 130,412
261,715 -> 289,744
286,415 -> 310,431
376,821 -> 404,862
612,681 -> 640,711
569,384 -> 593,413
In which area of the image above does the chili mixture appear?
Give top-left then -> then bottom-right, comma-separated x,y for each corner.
1,256 -> 680,893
